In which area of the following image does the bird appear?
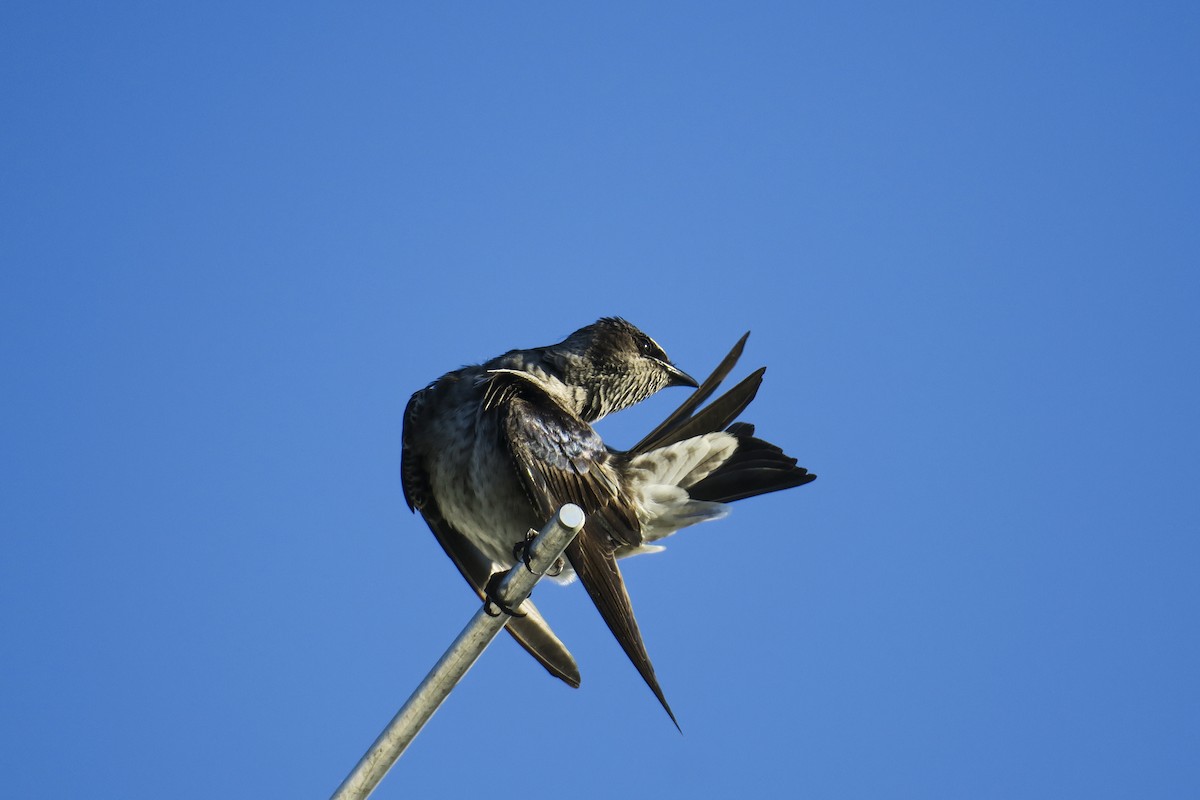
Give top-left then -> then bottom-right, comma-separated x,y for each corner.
401,317 -> 815,728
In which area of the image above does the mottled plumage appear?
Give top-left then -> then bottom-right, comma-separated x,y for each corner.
401,318 -> 815,726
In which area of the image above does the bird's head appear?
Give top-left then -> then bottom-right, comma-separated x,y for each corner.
549,317 -> 698,420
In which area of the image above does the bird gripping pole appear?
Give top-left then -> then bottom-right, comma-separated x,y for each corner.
330,504 -> 586,800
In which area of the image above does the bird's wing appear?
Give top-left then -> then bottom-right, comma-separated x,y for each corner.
482,371 -> 679,729
402,386 -> 581,688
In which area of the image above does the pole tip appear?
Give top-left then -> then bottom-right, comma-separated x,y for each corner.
557,504 -> 585,530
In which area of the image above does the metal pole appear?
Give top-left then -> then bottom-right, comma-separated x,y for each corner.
330,504 -> 586,800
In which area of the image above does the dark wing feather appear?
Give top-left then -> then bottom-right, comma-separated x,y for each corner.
636,368 -> 766,452
564,534 -> 679,731
632,331 -> 750,451
402,386 -> 581,687
486,371 -> 679,729
631,330 -> 767,454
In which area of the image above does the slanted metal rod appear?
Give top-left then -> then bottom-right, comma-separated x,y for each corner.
330,504 -> 586,800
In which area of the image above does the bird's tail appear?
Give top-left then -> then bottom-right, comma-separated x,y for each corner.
623,333 -> 815,546
625,433 -> 735,542
687,421 -> 815,503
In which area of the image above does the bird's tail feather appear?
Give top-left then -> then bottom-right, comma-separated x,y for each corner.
687,422 -> 816,503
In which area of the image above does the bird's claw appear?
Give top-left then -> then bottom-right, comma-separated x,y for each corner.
510,533 -> 565,578
512,529 -> 540,574
483,571 -> 527,618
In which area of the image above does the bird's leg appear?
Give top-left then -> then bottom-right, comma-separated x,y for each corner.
483,571 -> 527,618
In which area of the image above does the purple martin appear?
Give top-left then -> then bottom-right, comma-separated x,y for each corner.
401,318 -> 815,727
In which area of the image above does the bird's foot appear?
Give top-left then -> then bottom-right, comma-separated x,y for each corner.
511,529 -> 566,576
512,529 -> 540,574
483,571 -> 527,618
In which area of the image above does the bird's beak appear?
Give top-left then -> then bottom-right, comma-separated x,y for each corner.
664,363 -> 699,389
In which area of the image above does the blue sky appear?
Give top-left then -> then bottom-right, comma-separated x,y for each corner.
3,3 -> 1198,798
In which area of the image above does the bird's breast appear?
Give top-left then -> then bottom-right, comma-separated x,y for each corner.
421,399 -> 540,568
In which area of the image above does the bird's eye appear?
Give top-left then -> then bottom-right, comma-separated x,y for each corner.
637,337 -> 664,360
